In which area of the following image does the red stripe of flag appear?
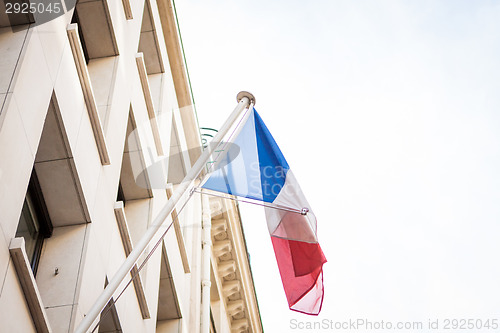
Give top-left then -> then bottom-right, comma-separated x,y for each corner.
271,236 -> 327,315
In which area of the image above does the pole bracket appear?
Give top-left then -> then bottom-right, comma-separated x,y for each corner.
237,91 -> 256,105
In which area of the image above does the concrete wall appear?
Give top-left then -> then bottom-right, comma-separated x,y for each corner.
0,0 -> 203,332
0,1 -> 262,332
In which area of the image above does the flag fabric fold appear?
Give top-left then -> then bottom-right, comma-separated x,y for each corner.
202,107 -> 326,315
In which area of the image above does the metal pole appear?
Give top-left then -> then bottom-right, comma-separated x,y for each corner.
75,92 -> 255,333
200,194 -> 212,333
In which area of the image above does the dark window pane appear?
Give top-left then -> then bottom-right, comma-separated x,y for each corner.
16,192 -> 41,266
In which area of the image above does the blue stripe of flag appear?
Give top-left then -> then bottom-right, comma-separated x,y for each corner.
202,109 -> 289,203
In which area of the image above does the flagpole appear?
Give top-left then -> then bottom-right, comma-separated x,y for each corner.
75,91 -> 255,333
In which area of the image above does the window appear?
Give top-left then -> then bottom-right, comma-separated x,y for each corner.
15,169 -> 52,275
98,299 -> 122,333
98,279 -> 123,332
210,310 -> 217,333
116,182 -> 126,205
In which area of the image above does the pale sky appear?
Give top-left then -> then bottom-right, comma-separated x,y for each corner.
175,1 -> 500,332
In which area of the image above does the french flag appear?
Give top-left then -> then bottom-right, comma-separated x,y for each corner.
202,108 -> 327,315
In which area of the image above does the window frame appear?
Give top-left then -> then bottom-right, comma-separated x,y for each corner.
16,169 -> 53,275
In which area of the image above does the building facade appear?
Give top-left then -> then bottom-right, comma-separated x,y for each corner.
0,0 -> 262,332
